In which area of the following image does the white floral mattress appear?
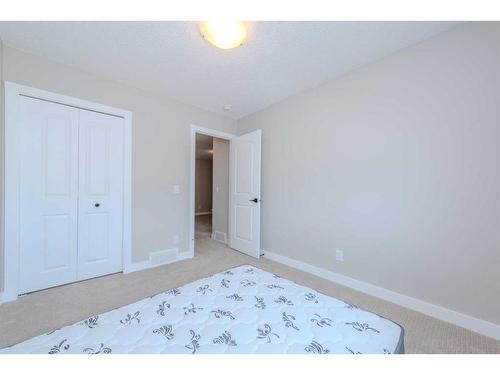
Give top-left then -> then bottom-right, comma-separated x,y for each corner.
0,265 -> 404,354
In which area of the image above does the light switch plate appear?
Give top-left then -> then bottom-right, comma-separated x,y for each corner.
173,185 -> 180,194
336,249 -> 344,262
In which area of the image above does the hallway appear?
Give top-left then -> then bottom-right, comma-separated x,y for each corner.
195,214 -> 212,238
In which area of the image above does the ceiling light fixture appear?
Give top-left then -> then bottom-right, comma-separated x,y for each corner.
199,21 -> 247,50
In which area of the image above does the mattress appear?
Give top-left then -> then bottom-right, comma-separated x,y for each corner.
0,264 -> 404,354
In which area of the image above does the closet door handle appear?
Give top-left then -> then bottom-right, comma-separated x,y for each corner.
94,203 -> 100,207
250,198 -> 260,203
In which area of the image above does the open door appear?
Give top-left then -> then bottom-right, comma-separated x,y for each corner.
228,129 -> 262,258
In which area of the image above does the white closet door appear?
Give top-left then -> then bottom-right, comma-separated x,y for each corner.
77,109 -> 124,280
19,97 -> 79,294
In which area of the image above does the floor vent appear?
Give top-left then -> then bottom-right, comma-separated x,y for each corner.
213,231 -> 227,243
150,248 -> 178,267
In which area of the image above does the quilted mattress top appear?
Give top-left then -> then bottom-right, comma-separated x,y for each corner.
0,264 -> 404,354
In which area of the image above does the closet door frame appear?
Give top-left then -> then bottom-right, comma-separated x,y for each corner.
2,81 -> 133,302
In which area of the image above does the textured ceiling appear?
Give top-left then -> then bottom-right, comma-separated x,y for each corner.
0,21 -> 459,119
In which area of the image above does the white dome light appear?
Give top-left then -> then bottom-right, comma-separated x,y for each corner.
199,21 -> 247,50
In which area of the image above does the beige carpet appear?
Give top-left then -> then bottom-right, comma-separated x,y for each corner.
0,218 -> 499,353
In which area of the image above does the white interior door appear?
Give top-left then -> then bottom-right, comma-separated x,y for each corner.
228,129 -> 262,258
19,97 -> 79,293
77,109 -> 124,280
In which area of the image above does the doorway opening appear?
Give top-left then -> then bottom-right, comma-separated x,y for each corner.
190,126 -> 233,255
195,134 -> 214,239
189,125 -> 262,259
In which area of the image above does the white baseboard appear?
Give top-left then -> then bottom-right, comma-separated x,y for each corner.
263,250 -> 500,341
1,257 -> 164,302
178,251 -> 194,261
124,247 -> 193,274
0,249 -> 195,303
124,260 -> 151,273
195,212 -> 212,216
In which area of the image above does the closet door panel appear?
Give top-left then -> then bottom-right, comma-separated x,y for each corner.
77,109 -> 124,280
19,97 -> 79,293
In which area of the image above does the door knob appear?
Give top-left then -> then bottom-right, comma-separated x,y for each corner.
94,203 -> 100,207
250,198 -> 259,203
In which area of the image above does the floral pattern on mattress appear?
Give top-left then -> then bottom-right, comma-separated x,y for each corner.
0,265 -> 404,354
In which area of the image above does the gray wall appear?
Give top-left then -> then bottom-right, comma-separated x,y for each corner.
212,138 -> 229,237
1,45 -> 236,265
238,23 -> 500,324
195,159 -> 213,214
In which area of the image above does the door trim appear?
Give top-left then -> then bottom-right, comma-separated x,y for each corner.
189,125 -> 234,256
2,81 -> 133,302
